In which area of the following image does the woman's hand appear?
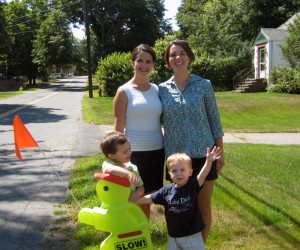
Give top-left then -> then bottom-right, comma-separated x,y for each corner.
216,154 -> 225,174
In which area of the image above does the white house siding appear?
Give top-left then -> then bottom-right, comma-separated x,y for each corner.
270,41 -> 291,71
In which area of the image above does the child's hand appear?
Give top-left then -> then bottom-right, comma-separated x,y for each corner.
127,172 -> 140,186
206,146 -> 222,162
129,191 -> 140,202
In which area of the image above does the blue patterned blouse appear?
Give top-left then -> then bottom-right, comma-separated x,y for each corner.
159,74 -> 224,158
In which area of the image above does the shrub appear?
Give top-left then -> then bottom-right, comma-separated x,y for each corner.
152,35 -> 245,91
95,35 -> 250,94
95,52 -> 132,97
150,35 -> 176,84
281,15 -> 300,67
268,65 -> 300,94
190,56 -> 238,91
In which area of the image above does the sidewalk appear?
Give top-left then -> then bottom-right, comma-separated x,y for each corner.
73,125 -> 300,167
223,132 -> 300,144
96,125 -> 300,146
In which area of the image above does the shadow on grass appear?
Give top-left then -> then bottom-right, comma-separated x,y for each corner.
218,172 -> 300,247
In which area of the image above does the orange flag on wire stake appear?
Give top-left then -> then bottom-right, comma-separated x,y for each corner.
13,115 -> 38,160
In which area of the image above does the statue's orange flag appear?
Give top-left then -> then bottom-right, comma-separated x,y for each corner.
13,115 -> 38,160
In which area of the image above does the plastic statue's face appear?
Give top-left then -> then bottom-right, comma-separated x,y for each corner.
96,180 -> 130,206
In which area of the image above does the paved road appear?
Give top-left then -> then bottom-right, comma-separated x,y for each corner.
0,77 -> 105,249
1,80 -> 299,250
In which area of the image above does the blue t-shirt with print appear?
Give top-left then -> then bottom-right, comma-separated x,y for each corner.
150,177 -> 205,238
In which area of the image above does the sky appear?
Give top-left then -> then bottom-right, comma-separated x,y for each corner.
164,0 -> 181,31
72,0 -> 181,39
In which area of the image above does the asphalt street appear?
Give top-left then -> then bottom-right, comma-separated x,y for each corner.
0,77 -> 98,249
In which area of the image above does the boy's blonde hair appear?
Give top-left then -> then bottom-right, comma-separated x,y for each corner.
166,153 -> 192,170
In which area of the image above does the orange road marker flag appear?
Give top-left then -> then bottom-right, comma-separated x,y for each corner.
13,115 -> 38,160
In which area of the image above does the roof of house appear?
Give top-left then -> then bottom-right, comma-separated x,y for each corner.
261,28 -> 289,41
255,12 -> 299,45
277,13 -> 300,30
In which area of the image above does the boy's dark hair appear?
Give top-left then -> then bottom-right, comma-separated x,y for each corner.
100,131 -> 128,158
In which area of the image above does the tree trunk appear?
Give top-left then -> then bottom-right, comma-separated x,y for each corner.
28,77 -> 32,86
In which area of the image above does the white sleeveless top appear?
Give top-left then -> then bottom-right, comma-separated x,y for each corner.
119,82 -> 164,151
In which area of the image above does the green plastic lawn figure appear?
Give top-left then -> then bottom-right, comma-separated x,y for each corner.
78,172 -> 153,250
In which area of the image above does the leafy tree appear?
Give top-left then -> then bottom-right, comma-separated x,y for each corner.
251,0 -> 300,30
0,2 -> 11,77
175,0 -> 300,89
178,0 -> 300,45
61,0 -> 171,59
176,0 -> 206,40
175,0 -> 254,89
91,0 -> 170,57
177,0 -> 255,55
4,1 -> 40,84
33,9 -> 76,73
73,38 -> 88,75
281,15 -> 300,67
0,2 -> 10,54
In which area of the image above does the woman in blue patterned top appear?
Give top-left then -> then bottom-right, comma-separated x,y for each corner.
159,39 -> 225,243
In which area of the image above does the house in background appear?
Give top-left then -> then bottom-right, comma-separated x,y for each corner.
254,13 -> 299,82
234,13 -> 299,92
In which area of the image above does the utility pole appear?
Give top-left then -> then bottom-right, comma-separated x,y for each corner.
82,0 -> 93,98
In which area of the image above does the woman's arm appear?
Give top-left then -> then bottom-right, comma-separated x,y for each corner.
113,89 -> 127,132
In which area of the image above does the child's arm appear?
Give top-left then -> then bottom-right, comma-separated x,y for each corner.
129,185 -> 145,202
104,165 -> 140,186
135,194 -> 153,205
197,146 -> 222,186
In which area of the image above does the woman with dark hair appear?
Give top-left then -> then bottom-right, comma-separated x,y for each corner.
113,44 -> 165,219
159,39 -> 225,242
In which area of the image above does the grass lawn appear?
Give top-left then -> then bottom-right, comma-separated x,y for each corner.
0,91 -> 22,100
209,143 -> 300,250
216,92 -> 300,132
0,80 -> 55,100
69,144 -> 300,249
66,90 -> 300,249
82,90 -> 300,132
